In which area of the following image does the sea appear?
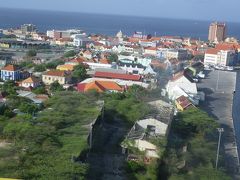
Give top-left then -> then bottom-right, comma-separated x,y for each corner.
0,8 -> 240,40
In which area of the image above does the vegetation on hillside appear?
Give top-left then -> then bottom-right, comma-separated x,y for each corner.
157,108 -> 230,180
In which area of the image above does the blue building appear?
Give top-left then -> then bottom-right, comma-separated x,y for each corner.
1,65 -> 21,81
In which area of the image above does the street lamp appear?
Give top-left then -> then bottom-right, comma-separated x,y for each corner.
216,128 -> 224,169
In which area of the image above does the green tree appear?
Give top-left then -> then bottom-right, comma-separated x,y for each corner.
50,81 -> 64,93
34,64 -> 46,72
0,80 -> 17,95
19,103 -> 39,114
26,49 -> 37,57
46,59 -> 65,69
107,53 -> 118,62
32,86 -> 47,95
72,64 -> 87,83
64,50 -> 76,58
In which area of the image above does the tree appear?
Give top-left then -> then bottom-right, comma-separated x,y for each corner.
32,86 -> 47,95
34,64 -> 46,72
0,80 -> 17,95
64,50 -> 76,58
72,64 -> 87,83
50,81 -> 64,93
19,103 -> 39,114
107,53 -> 118,63
26,49 -> 37,57
45,59 -> 65,69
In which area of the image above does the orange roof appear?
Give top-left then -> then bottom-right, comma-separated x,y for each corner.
84,81 -> 123,92
205,48 -> 219,55
43,70 -> 66,77
215,43 -> 237,51
2,65 -> 19,71
128,37 -> 140,43
145,47 -> 157,51
99,58 -> 110,64
22,76 -> 40,84
70,57 -> 86,63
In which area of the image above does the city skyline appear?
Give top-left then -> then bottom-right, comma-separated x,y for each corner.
0,0 -> 239,22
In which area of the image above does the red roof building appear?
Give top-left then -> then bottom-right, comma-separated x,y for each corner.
94,72 -> 141,81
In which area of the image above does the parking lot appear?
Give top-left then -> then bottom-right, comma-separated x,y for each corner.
198,69 -> 240,176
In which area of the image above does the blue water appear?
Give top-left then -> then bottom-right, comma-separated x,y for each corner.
0,8 -> 240,40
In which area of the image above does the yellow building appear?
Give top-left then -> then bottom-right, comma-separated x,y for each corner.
42,70 -> 70,85
56,64 -> 75,71
175,95 -> 194,111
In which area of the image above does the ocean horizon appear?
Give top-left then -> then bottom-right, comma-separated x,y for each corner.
0,7 -> 240,40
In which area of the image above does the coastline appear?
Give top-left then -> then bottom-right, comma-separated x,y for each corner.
1,8 -> 240,39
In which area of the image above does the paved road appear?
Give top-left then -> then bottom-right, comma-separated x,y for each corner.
198,70 -> 240,177
233,72 -> 240,172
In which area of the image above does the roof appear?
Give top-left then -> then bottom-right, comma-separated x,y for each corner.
176,95 -> 193,110
145,47 -> 157,51
22,76 -> 40,84
80,80 -> 123,92
205,48 -> 219,55
215,43 -> 237,51
2,64 -> 19,71
94,72 -> 141,81
99,58 -> 110,64
70,57 -> 86,63
56,64 -> 75,71
137,118 -> 168,136
119,61 -> 145,69
43,70 -> 66,77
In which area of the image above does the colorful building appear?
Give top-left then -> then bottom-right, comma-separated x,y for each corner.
1,65 -> 21,81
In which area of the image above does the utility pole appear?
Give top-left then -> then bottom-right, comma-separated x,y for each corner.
216,128 -> 224,169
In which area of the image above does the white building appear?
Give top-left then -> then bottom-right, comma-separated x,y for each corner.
166,72 -> 199,105
119,62 -> 145,75
73,37 -> 93,47
204,48 -> 236,66
157,48 -> 188,60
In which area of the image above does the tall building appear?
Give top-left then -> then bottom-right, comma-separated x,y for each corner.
208,22 -> 226,43
21,24 -> 37,34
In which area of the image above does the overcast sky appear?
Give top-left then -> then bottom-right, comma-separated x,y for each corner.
0,0 -> 239,22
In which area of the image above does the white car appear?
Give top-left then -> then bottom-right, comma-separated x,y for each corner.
197,72 -> 205,79
226,66 -> 234,71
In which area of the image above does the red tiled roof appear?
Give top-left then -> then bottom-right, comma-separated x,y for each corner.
205,48 -> 219,55
43,70 -> 66,77
2,65 -> 19,71
94,72 -> 141,81
77,83 -> 87,92
78,81 -> 123,93
215,43 -> 236,51
99,58 -> 110,64
22,76 -> 40,83
145,47 -> 157,51
176,95 -> 193,110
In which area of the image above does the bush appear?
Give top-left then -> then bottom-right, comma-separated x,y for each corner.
64,50 -> 76,58
34,64 -> 46,72
26,49 -> 37,57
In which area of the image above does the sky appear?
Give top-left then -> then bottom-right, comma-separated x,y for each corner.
0,0 -> 239,22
